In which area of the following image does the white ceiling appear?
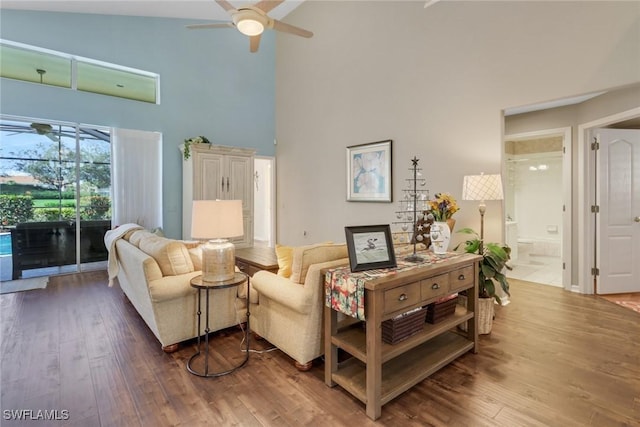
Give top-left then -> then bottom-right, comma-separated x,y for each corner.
0,0 -> 306,21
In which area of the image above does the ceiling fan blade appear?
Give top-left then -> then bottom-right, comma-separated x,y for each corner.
253,0 -> 285,14
249,34 -> 261,53
271,19 -> 313,38
186,22 -> 234,30
215,0 -> 236,13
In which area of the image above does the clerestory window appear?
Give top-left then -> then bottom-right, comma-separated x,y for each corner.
0,39 -> 160,104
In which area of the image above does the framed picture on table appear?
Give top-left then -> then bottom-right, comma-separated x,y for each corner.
344,224 -> 397,272
346,139 -> 392,202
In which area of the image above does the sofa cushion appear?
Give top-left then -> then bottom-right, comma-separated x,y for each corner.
290,243 -> 347,284
188,246 -> 203,271
275,244 -> 294,278
138,236 -> 194,276
128,229 -> 156,247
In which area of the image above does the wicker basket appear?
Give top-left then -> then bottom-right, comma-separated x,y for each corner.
426,294 -> 458,324
382,307 -> 427,344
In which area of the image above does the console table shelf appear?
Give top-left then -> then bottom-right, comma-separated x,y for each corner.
331,305 -> 474,364
331,332 -> 474,406
324,252 -> 482,420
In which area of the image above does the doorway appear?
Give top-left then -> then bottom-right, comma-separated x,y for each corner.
578,118 -> 640,294
0,116 -> 112,282
504,128 -> 571,289
253,157 -> 276,247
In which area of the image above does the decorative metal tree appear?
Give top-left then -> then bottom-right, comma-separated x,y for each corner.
393,157 -> 431,262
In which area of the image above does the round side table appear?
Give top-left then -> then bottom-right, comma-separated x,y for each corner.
186,272 -> 250,377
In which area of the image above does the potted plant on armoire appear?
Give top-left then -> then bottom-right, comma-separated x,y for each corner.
455,227 -> 511,334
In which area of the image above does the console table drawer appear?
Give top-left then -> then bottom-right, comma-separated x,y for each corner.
420,273 -> 450,300
450,266 -> 474,290
384,282 -> 421,315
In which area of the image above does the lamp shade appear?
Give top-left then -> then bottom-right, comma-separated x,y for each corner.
191,199 -> 243,239
462,174 -> 504,201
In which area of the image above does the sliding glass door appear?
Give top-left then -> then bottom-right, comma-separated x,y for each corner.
0,117 -> 111,281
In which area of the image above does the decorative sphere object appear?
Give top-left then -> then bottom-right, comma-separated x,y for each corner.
427,213 -> 435,221
401,224 -> 408,231
416,235 -> 423,241
417,213 -> 424,220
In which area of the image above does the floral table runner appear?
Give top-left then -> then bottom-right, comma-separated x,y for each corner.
324,251 -> 461,320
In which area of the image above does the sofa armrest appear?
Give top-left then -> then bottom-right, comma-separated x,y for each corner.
252,271 -> 311,314
148,271 -> 202,303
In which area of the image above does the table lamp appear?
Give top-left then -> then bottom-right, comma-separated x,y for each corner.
462,173 -> 504,253
191,199 -> 243,282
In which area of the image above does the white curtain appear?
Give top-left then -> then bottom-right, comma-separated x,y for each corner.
111,128 -> 162,229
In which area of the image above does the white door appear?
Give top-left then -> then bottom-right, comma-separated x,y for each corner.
596,128 -> 640,294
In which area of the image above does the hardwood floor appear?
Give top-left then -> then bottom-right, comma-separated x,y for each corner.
1,270 -> 639,426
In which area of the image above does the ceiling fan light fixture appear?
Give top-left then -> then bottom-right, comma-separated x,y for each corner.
233,10 -> 267,36
237,18 -> 263,36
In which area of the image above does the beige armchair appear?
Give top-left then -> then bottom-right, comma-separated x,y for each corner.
249,243 -> 348,370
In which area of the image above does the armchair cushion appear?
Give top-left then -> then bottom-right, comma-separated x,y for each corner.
252,271 -> 311,314
290,243 -> 347,284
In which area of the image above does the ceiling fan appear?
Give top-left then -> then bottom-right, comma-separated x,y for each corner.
2,123 -> 91,142
186,0 -> 313,53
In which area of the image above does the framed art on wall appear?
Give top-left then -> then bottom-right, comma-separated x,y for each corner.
346,139 -> 392,202
344,224 -> 397,272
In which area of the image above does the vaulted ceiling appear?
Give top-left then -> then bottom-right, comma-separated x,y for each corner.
0,0 -> 306,21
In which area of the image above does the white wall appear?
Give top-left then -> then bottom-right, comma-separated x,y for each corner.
275,1 -> 640,249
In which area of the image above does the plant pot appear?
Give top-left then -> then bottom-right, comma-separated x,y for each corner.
457,295 -> 494,335
476,297 -> 494,334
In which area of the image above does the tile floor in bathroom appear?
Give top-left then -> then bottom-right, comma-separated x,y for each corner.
506,242 -> 563,287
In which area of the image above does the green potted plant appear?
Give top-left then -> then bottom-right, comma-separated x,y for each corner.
454,227 -> 512,334
183,135 -> 211,160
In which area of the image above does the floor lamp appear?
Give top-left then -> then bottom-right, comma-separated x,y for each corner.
462,174 -> 504,253
191,199 -> 244,282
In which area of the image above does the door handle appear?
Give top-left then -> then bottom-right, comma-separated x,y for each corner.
635,216 -> 640,223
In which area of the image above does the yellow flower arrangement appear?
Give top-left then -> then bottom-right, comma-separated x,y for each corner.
428,192 -> 459,221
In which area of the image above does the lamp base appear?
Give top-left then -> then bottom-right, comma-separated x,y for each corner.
201,239 -> 235,282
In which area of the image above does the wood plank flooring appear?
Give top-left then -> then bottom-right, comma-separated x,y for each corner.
1,270 -> 639,426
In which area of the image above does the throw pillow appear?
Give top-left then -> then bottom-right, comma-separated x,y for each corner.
275,244 -> 293,278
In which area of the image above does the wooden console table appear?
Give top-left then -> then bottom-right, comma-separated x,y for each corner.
235,246 -> 278,276
324,252 -> 482,420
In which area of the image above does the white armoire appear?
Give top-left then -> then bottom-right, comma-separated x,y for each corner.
182,143 -> 255,248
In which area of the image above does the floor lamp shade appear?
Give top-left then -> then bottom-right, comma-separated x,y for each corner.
462,174 -> 503,253
191,200 -> 243,282
462,174 -> 504,202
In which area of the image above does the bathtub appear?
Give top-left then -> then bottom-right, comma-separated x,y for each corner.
517,237 -> 561,257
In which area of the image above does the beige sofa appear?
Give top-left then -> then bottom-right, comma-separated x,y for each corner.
105,226 -> 247,352
250,243 -> 349,370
